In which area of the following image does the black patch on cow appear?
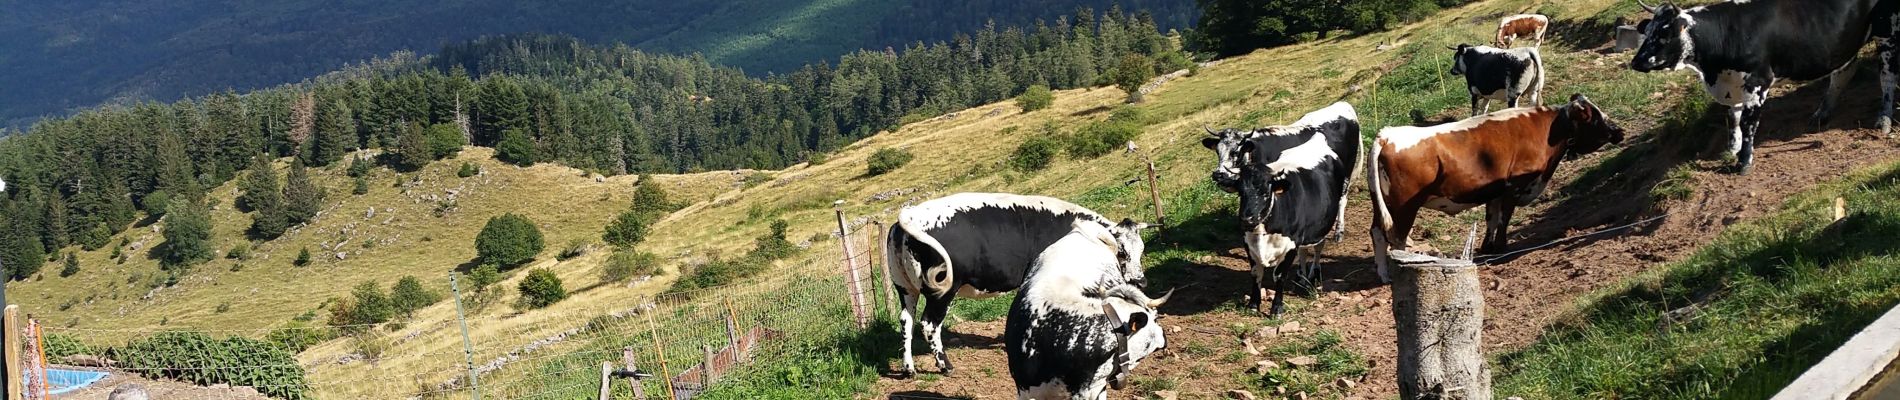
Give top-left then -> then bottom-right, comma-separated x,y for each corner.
911,206 -> 1100,293
1004,289 -> 1120,394
1237,117 -> 1361,245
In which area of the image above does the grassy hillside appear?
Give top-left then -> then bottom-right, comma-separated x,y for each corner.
0,0 -> 1194,127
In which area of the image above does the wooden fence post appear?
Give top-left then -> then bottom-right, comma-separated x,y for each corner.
701,345 -> 716,385
598,361 -> 612,400
645,312 -> 675,400
834,204 -> 869,329
1391,251 -> 1491,400
622,347 -> 647,400
6,305 -> 21,400
1142,151 -> 1167,226
873,221 -> 898,321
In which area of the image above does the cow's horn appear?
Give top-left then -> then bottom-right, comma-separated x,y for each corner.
1203,125 -> 1218,136
1146,288 -> 1176,309
1637,0 -> 1657,12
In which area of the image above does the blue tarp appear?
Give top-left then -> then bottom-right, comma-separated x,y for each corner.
45,368 -> 108,395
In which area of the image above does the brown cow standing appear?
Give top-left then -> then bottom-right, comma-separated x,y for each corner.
1367,94 -> 1624,275
1495,14 -> 1550,48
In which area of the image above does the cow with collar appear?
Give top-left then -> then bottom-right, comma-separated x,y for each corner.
1368,95 -> 1625,274
1006,221 -> 1170,400
1496,14 -> 1550,48
885,193 -> 1152,376
1630,0 -> 1898,173
1451,44 -> 1546,117
1216,102 -> 1361,316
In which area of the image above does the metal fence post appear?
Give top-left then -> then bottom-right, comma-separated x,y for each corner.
834,204 -> 869,329
450,273 -> 480,400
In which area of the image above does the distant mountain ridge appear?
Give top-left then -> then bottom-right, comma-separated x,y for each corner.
0,0 -> 1194,127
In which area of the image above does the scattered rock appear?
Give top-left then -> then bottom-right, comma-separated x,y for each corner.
335,252 -> 348,261
1256,326 -> 1280,339
1153,390 -> 1179,400
1279,321 -> 1303,333
1285,355 -> 1318,367
1294,391 -> 1309,400
1252,360 -> 1280,373
1170,325 -> 1182,334
1226,389 -> 1258,400
108,383 -> 149,400
1337,377 -> 1356,389
1243,337 -> 1261,356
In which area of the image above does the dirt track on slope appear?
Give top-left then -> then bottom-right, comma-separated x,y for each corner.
871,42 -> 1900,400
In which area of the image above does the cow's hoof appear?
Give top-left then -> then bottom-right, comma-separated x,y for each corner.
898,368 -> 916,378
1721,162 -> 1752,175
1882,117 -> 1894,138
1809,112 -> 1829,129
939,366 -> 956,377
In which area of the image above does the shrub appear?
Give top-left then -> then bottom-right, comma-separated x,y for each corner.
45,333 -> 90,359
226,242 -> 251,260
806,151 -> 830,165
601,210 -> 650,248
558,239 -> 590,261
113,332 -> 308,399
469,264 -> 502,292
516,268 -> 567,309
601,250 -> 660,284
1016,84 -> 1054,111
346,156 -> 371,178
158,198 -> 214,270
266,322 -> 334,353
629,178 -> 675,217
141,190 -> 173,217
294,247 -> 312,267
495,128 -> 537,166
1010,135 -> 1061,172
865,148 -> 914,176
475,213 -> 545,268
352,177 -> 369,195
1063,120 -> 1142,158
77,223 -> 111,251
457,162 -> 480,178
1111,54 -> 1157,103
59,253 -> 79,278
668,219 -> 798,293
390,276 -> 441,317
329,281 -> 394,333
426,123 -> 466,159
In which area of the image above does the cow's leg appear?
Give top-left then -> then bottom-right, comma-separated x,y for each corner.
919,292 -> 957,375
1724,105 -> 1746,167
1481,198 -> 1517,254
1737,101 -> 1765,174
1471,95 -> 1484,118
1268,255 -> 1296,317
1243,232 -> 1267,309
1812,61 -> 1859,128
896,286 -> 921,376
1370,222 -> 1393,283
1879,17 -> 1898,136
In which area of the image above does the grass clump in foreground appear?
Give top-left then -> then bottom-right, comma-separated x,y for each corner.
1496,161 -> 1900,399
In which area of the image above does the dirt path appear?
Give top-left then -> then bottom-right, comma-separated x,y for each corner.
48,368 -> 273,400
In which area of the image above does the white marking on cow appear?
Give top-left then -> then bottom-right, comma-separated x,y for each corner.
1424,197 -> 1482,215
1376,107 -> 1542,152
1266,135 -> 1339,174
1020,380 -> 1072,400
1707,70 -> 1762,106
901,192 -> 1104,231
1022,223 -> 1124,316
1292,102 -> 1357,126
1245,226 -> 1298,284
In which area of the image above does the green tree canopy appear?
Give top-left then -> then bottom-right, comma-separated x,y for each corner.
476,213 -> 545,267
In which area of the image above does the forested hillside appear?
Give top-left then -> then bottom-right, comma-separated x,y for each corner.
0,0 -> 1194,126
0,7 -> 1188,282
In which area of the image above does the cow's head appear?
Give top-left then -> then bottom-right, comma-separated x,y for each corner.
1557,93 -> 1626,156
1108,218 -> 1154,287
1631,2 -> 1695,72
1235,137 -> 1293,228
1200,127 -> 1249,193
1448,44 -> 1476,76
1099,284 -> 1171,390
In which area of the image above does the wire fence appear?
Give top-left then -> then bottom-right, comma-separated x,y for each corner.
26,212 -> 897,400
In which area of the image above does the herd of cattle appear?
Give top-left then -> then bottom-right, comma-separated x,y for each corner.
878,1 -> 1900,398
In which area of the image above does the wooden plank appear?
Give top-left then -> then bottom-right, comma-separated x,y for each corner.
622,348 -> 646,400
598,361 -> 612,400
6,305 -> 21,400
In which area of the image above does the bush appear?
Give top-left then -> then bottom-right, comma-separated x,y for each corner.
601,210 -> 650,248
158,198 -> 214,270
1016,84 -> 1054,112
59,253 -> 79,277
476,213 -> 545,267
390,276 -> 441,317
469,264 -> 502,292
558,239 -> 590,261
806,151 -> 830,166
141,190 -> 173,217
1063,119 -> 1143,158
1010,135 -> 1061,172
77,223 -> 111,251
516,268 -> 567,309
601,250 -> 659,284
226,242 -> 251,260
352,177 -> 369,195
668,219 -> 799,293
629,178 -> 675,217
45,333 -> 90,359
265,322 -> 334,353
457,162 -> 480,178
1111,54 -> 1156,103
427,123 -> 466,159
346,156 -> 371,178
496,128 -> 537,166
113,332 -> 309,399
865,148 -> 914,176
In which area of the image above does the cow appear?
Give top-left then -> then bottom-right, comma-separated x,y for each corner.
1368,94 -> 1625,275
1006,221 -> 1170,400
1495,14 -> 1550,48
1451,44 -> 1546,117
1630,0 -> 1898,174
1202,102 -> 1361,194
1216,102 -> 1360,316
885,193 -> 1152,376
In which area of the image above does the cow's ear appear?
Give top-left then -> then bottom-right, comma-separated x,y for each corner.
1202,136 -> 1220,149
1636,19 -> 1650,32
1121,312 -> 1151,335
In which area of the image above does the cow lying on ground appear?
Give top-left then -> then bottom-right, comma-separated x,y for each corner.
1368,94 -> 1624,273
886,193 -> 1151,376
1451,44 -> 1545,117
1211,102 -> 1360,315
1630,0 -> 1897,174
1495,14 -> 1550,48
1006,221 -> 1170,400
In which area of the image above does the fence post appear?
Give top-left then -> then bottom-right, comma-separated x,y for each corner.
834,203 -> 869,329
6,305 -> 21,400
622,347 -> 647,400
1141,151 -> 1167,226
27,320 -> 43,400
1390,251 -> 1491,400
873,221 -> 898,321
598,361 -> 612,400
701,345 -> 716,385
646,311 -> 676,400
449,273 -> 480,400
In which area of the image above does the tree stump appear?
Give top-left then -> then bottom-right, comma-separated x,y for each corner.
1390,251 -> 1491,400
1614,25 -> 1644,52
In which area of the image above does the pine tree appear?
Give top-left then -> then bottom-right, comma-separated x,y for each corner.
158,198 -> 213,270
310,99 -> 355,166
426,123 -> 466,159
474,77 -> 529,146
59,252 -> 79,278
495,128 -> 537,166
0,216 -> 45,281
283,158 -> 325,224
243,156 -> 291,239
393,121 -> 432,171
40,192 -> 69,250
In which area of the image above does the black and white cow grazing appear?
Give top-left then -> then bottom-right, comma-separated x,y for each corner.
1230,102 -> 1361,316
1006,222 -> 1170,400
886,193 -> 1152,376
1450,44 -> 1545,117
1630,0 -> 1897,173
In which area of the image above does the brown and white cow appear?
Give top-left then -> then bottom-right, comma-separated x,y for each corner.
1366,94 -> 1624,276
1495,14 -> 1550,48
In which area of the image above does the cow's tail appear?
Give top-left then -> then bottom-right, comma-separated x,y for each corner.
891,220 -> 957,295
1367,139 -> 1393,233
1527,48 -> 1546,105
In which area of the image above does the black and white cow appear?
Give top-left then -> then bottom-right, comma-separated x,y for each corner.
1209,102 -> 1362,316
1006,221 -> 1170,400
1630,0 -> 1898,173
886,193 -> 1151,376
1450,44 -> 1546,117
